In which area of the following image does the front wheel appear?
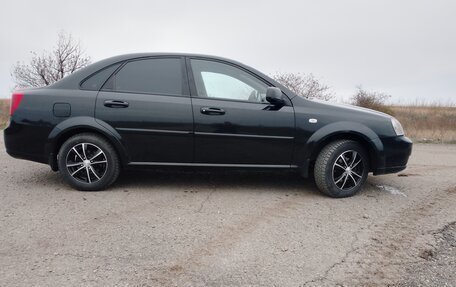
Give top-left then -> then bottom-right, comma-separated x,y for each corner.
314,140 -> 369,198
57,133 -> 120,191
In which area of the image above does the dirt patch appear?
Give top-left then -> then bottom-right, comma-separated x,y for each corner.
397,173 -> 420,177
148,195 -> 303,285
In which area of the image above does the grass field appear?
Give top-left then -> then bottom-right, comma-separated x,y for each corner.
390,105 -> 456,143
0,99 -> 9,129
0,99 -> 455,143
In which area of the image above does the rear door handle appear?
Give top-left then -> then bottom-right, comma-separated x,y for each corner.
200,107 -> 225,115
104,100 -> 129,108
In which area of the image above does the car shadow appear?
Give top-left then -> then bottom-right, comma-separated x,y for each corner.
16,166 -> 321,195
113,168 -> 320,195
25,167 -> 386,198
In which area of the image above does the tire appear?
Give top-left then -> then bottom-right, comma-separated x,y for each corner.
57,133 -> 120,191
314,140 -> 369,198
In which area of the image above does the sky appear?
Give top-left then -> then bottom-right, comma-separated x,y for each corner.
0,0 -> 455,104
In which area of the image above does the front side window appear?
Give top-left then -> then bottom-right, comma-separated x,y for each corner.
104,58 -> 183,95
190,59 -> 268,103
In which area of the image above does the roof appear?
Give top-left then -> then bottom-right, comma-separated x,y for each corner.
49,53 -> 296,97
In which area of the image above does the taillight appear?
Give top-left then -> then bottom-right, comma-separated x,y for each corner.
10,92 -> 24,116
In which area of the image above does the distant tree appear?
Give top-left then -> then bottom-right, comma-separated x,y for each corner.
12,31 -> 91,88
351,86 -> 393,114
272,72 -> 334,101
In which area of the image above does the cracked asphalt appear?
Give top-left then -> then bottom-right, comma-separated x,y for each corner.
1,131 -> 455,286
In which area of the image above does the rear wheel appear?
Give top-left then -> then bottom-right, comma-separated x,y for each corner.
57,133 -> 120,191
314,140 -> 369,198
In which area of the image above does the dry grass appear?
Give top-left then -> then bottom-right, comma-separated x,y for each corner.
389,105 -> 456,144
0,98 -> 455,143
0,99 -> 9,129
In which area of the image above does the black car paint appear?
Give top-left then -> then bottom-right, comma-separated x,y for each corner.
4,53 -> 412,177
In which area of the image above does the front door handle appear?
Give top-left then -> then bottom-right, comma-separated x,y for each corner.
104,100 -> 129,108
201,107 -> 225,115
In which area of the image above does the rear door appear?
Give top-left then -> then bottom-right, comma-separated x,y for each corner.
188,58 -> 295,166
95,57 -> 193,163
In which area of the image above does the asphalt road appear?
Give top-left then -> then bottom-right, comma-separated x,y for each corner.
1,131 -> 455,286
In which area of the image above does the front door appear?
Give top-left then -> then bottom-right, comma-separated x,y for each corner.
188,58 -> 295,166
95,57 -> 193,163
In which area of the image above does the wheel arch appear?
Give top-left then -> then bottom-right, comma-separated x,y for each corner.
297,121 -> 385,177
45,117 -> 129,171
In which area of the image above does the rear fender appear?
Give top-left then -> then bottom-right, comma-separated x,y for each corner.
45,116 -> 129,169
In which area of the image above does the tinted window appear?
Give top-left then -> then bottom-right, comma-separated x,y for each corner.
109,58 -> 183,95
190,59 -> 268,103
80,63 -> 121,90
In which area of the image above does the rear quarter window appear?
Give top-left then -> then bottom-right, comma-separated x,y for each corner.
80,63 -> 122,91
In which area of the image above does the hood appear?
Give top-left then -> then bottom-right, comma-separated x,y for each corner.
291,97 -> 398,138
307,98 -> 392,119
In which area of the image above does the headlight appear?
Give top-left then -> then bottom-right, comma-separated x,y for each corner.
391,117 -> 404,136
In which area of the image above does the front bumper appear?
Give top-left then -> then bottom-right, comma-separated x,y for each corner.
374,135 -> 413,175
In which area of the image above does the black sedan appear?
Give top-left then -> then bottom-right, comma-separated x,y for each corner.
4,53 -> 412,197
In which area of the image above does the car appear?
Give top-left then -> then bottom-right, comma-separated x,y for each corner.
4,53 -> 412,197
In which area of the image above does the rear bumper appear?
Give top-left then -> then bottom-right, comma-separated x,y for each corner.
373,135 -> 412,175
4,121 -> 49,165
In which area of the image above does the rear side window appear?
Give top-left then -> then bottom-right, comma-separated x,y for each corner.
80,63 -> 121,91
104,58 -> 184,96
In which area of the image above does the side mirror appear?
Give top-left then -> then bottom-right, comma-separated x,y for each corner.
266,87 -> 285,106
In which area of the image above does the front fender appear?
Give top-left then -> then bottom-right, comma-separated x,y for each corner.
294,121 -> 385,177
44,116 -> 129,168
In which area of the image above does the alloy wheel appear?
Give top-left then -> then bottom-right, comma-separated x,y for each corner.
332,150 -> 364,190
65,143 -> 108,184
